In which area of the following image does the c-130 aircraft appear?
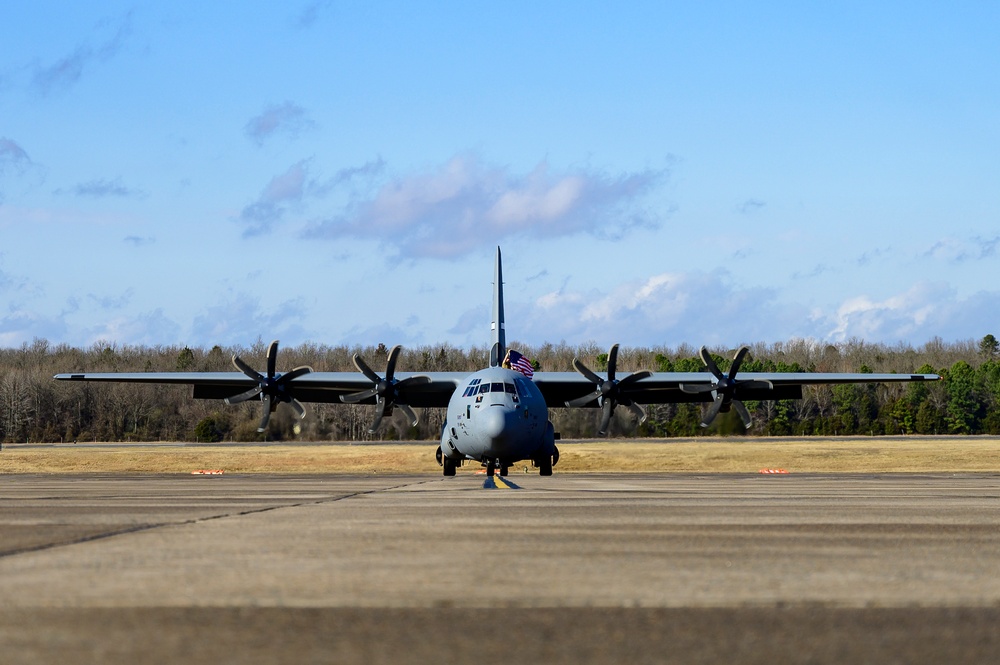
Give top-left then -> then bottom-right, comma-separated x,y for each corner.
56,247 -> 939,477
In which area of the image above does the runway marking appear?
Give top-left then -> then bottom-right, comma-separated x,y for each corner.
482,475 -> 520,489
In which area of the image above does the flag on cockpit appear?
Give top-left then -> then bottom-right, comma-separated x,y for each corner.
505,349 -> 534,379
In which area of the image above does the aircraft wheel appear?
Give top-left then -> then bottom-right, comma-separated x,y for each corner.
499,463 -> 509,476
486,461 -> 496,477
538,457 -> 553,476
443,457 -> 457,477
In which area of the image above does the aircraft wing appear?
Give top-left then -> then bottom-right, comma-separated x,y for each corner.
532,371 -> 941,406
53,371 -> 469,408
55,369 -> 939,409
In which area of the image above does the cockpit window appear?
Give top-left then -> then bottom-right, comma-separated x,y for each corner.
478,384 -> 490,394
490,382 -> 504,393
504,383 -> 516,394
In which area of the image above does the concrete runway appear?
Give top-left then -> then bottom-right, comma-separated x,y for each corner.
1,473 -> 999,663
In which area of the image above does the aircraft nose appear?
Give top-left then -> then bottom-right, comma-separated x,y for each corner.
480,407 -> 508,442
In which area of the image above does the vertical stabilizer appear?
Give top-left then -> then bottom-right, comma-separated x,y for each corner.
490,246 -> 506,367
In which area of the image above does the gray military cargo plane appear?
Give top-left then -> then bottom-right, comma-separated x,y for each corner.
55,247 -> 939,477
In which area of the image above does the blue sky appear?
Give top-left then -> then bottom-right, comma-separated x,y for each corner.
1,1 -> 998,352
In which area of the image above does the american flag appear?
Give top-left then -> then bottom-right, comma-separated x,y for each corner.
506,349 -> 534,379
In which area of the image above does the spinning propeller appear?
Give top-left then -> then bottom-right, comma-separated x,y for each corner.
567,343 -> 652,436
341,345 -> 430,433
680,346 -> 772,429
225,340 -> 313,432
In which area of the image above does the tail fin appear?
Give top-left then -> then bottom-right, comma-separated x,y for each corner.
489,246 -> 506,367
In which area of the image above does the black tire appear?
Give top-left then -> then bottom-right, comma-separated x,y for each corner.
538,457 -> 553,476
486,461 -> 496,477
443,457 -> 457,477
499,463 -> 509,476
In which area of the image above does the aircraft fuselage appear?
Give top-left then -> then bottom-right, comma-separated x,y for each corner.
438,365 -> 556,475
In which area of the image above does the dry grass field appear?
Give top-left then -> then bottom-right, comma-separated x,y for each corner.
2,436 -> 1000,474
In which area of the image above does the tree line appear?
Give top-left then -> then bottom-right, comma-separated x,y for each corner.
2,335 -> 999,443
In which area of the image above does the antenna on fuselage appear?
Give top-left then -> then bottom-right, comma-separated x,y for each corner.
489,246 -> 506,367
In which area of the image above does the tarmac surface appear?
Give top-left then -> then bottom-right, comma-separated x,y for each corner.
1,472 -> 999,663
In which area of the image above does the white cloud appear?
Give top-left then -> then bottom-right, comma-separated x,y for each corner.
824,282 -> 999,342
498,272 -> 1000,349
305,154 -> 668,258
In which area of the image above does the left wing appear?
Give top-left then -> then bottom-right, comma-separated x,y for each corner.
53,371 -> 467,407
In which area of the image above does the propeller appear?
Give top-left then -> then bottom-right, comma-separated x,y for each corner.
341,345 -> 430,433
225,340 -> 313,432
566,343 -> 652,436
679,346 -> 772,429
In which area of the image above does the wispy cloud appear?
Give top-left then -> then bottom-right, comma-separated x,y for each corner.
237,157 -> 384,237
738,198 -> 766,214
0,138 -> 34,203
293,1 -> 334,29
0,138 -> 32,175
87,289 -> 133,310
856,246 -> 891,266
84,308 -> 181,347
305,154 -> 668,259
73,177 -> 144,198
190,294 -> 311,346
31,11 -> 133,96
923,236 -> 1000,263
791,263 -> 833,280
238,161 -> 309,236
244,102 -> 315,146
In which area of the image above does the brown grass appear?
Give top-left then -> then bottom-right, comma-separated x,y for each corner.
2,437 -> 1000,474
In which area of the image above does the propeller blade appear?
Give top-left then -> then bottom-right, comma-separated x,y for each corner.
341,387 -> 379,403
617,370 -> 653,388
289,398 -> 307,419
700,397 -> 725,428
700,347 -> 724,381
384,345 -> 402,380
607,344 -> 619,382
257,394 -> 273,432
733,400 -> 753,429
368,406 -> 387,434
567,390 -> 601,408
224,385 -> 263,405
572,357 -> 603,385
398,404 -> 418,427
394,375 -> 433,398
266,340 -> 279,379
277,365 -> 313,384
626,401 -> 647,424
598,400 -> 614,436
232,354 -> 263,382
729,346 -> 750,378
352,354 -> 382,384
